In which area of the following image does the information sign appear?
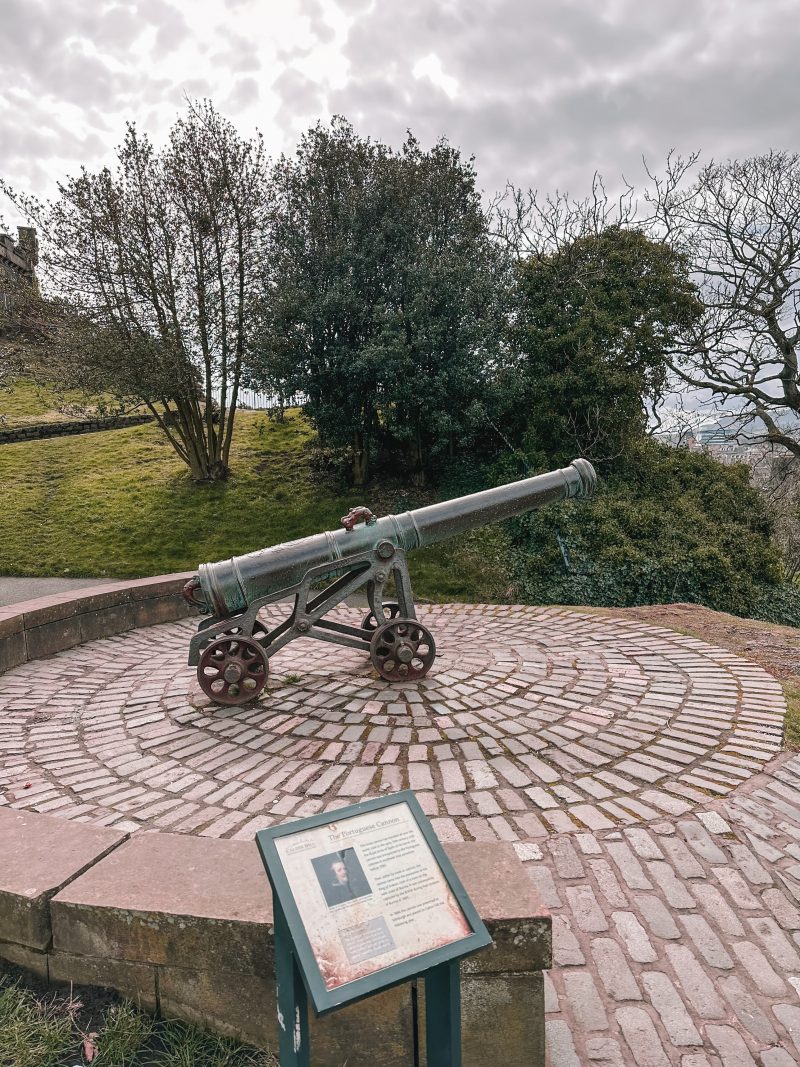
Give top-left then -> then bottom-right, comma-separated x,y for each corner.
256,791 -> 492,1066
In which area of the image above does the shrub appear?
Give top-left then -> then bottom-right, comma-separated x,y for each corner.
504,440 -> 783,618
749,583 -> 800,628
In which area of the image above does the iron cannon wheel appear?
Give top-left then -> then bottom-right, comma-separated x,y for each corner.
369,618 -> 436,682
198,634 -> 269,705
361,601 -> 402,632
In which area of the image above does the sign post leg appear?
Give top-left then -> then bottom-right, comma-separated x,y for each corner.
274,897 -> 310,1067
425,959 -> 462,1067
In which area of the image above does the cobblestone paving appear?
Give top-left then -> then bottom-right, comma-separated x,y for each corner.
0,606 -> 786,840
541,754 -> 800,1066
1,604 -> 798,1064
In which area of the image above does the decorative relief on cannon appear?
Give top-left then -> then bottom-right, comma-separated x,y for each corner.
184,459 -> 597,705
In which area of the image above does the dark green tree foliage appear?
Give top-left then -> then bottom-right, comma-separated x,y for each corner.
261,120 -> 387,485
507,440 -> 781,617
258,118 -> 504,484
376,140 -> 505,479
477,223 -> 786,621
505,227 -> 702,466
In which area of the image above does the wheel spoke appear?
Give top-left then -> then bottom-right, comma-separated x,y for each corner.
362,602 -> 402,632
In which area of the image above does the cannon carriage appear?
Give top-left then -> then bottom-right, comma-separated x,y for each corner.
183,459 -> 597,705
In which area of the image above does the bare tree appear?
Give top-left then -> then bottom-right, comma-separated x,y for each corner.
0,100 -> 271,480
488,171 -> 638,260
750,451 -> 800,581
647,151 -> 800,458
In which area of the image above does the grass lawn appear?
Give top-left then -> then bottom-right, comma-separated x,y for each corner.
783,680 -> 800,749
0,973 -> 276,1067
2,385 -> 796,745
0,407 -> 509,602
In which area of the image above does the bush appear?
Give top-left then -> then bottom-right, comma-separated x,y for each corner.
504,440 -> 784,619
749,583 -> 800,628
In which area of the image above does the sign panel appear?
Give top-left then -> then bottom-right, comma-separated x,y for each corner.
257,791 -> 492,1014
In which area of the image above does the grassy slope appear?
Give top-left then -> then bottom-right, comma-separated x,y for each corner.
0,380 -> 116,427
0,408 -> 507,601
2,383 -> 796,741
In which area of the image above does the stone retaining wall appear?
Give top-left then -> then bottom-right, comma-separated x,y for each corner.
0,807 -> 551,1066
0,572 -> 196,674
0,413 -> 153,444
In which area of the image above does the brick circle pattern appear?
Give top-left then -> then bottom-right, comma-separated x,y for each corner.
0,605 -> 786,842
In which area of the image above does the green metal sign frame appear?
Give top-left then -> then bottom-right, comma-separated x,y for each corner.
256,791 -> 492,1066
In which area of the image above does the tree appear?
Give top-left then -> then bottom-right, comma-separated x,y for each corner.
256,118 -> 505,485
257,119 -> 389,486
0,101 -> 271,480
752,451 -> 800,582
648,151 -> 800,458
503,226 -> 703,466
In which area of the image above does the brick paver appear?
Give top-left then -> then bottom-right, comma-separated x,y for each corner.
0,604 -> 798,1062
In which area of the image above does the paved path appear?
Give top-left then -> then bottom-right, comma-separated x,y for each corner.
0,604 -> 798,1063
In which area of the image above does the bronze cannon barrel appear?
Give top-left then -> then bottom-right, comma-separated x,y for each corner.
196,458 -> 596,619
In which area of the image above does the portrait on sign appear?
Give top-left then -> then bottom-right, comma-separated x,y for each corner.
312,848 -> 372,908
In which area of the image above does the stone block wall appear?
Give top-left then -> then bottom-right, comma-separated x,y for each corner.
0,413 -> 154,445
0,807 -> 551,1066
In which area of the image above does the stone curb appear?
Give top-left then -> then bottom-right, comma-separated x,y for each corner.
0,807 -> 126,950
0,808 -> 551,1065
0,572 -> 197,672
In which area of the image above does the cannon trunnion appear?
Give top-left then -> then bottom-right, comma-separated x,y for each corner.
184,459 -> 597,705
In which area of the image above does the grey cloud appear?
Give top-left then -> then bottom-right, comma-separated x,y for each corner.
143,0 -> 192,54
91,5 -> 142,47
137,75 -> 185,106
0,91 -> 110,189
273,68 -> 327,123
1,0 -> 190,107
179,79 -> 216,99
225,76 -> 261,111
1,0 -> 241,222
297,0 -> 336,44
304,0 -> 800,200
327,0 -> 372,12
210,28 -> 262,74
4,0 -> 800,233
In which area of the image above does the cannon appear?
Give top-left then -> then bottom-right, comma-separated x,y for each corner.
184,458 -> 597,705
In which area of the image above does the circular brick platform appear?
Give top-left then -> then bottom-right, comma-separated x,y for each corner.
0,605 -> 786,841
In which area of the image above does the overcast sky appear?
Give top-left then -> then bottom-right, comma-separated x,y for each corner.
2,0 -> 800,228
